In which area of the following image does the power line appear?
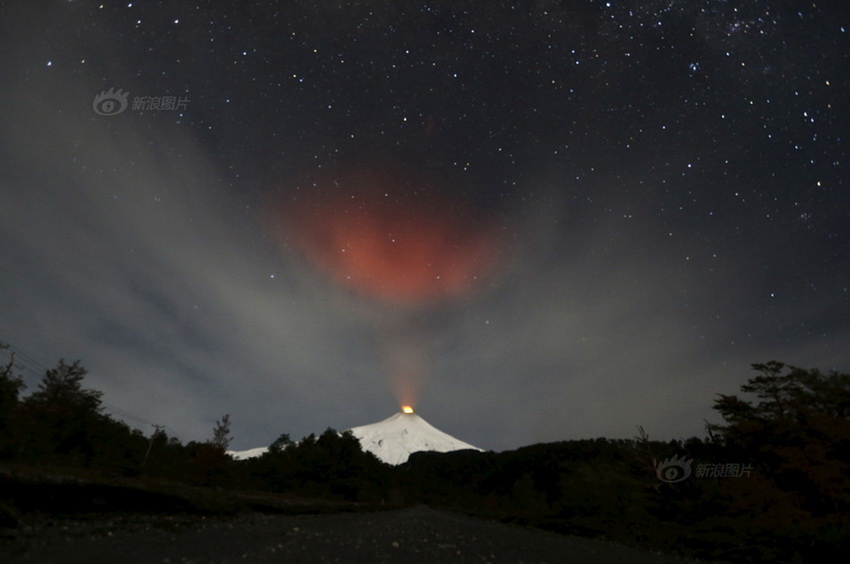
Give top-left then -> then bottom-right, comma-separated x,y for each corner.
0,339 -> 162,433
0,341 -> 49,386
0,341 -> 45,369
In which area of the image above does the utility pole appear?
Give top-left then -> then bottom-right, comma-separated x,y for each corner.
141,424 -> 165,470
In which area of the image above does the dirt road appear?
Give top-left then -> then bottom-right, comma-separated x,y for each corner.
4,506 -> 699,564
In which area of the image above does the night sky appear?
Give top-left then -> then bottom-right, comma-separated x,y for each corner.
2,1 -> 848,452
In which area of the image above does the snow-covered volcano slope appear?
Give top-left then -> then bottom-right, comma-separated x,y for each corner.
349,411 -> 482,465
228,410 -> 482,464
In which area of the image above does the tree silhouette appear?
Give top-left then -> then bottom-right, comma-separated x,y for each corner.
187,414 -> 236,487
710,361 -> 850,517
17,359 -> 106,465
268,432 -> 292,453
211,413 -> 233,451
27,359 -> 103,413
0,344 -> 25,458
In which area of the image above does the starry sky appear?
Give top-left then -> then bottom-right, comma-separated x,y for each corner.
1,1 -> 848,452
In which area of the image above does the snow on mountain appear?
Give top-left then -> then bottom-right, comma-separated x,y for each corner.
228,410 -> 481,465
228,446 -> 269,460
349,411 -> 482,465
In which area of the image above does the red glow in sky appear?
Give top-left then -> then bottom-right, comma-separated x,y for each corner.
271,161 -> 503,306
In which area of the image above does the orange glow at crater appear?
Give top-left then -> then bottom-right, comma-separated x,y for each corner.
401,405 -> 415,414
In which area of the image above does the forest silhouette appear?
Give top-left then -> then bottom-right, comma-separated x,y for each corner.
1,343 -> 847,562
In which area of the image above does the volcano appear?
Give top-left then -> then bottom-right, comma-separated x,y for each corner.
349,410 -> 482,465
228,410 -> 482,465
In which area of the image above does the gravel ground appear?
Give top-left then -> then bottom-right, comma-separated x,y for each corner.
3,506 -> 699,564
